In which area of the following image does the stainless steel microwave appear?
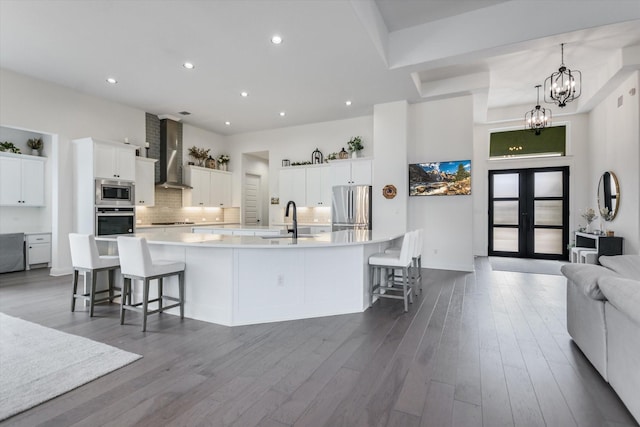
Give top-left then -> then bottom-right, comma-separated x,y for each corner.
95,179 -> 135,206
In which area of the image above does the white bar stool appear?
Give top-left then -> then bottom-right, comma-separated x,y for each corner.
385,229 -> 423,295
369,230 -> 415,312
116,236 -> 185,332
69,233 -> 121,317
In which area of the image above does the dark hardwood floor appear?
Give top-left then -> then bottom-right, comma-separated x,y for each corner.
0,258 -> 637,427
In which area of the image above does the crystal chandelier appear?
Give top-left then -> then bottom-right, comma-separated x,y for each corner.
526,85 -> 551,135
544,43 -> 581,107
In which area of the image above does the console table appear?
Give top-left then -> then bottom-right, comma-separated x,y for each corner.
575,232 -> 624,262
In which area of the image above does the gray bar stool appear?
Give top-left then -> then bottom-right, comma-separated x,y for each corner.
69,233 -> 121,316
369,230 -> 415,312
116,236 -> 185,332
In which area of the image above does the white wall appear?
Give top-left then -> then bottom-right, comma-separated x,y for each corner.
373,101 -> 408,236
226,116 -> 374,224
588,71 -> 640,254
182,123 -> 227,165
0,68 -> 144,274
472,113 -> 591,256
408,96 -> 474,272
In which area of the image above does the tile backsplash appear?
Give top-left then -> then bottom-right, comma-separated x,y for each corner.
135,188 -> 239,224
276,206 -> 332,225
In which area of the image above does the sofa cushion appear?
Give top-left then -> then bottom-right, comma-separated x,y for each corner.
599,255 -> 640,279
599,276 -> 640,326
560,263 -> 620,300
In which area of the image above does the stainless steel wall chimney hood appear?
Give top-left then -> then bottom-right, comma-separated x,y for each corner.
156,118 -> 192,189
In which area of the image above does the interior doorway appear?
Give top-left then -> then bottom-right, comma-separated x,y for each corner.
488,166 -> 569,260
243,173 -> 262,225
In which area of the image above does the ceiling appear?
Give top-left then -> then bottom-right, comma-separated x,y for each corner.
1,0 -> 639,136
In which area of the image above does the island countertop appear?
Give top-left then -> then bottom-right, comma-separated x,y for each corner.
96,229 -> 401,249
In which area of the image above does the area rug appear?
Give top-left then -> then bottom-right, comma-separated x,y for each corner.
0,312 -> 142,421
489,257 -> 567,276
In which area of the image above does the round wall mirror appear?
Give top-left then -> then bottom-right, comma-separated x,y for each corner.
597,171 -> 620,221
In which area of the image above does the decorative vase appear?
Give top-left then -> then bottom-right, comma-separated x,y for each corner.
31,149 -> 39,156
351,151 -> 358,159
220,163 -> 227,171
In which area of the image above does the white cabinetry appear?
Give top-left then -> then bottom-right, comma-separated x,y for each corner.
330,159 -> 372,186
0,153 -> 46,206
26,233 -> 51,270
135,157 -> 157,206
279,167 -> 306,206
305,165 -> 332,206
94,141 -> 136,181
184,166 -> 233,207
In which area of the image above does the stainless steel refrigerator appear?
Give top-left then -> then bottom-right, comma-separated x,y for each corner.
332,185 -> 372,231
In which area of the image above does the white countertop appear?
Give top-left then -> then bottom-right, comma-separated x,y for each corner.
97,229 -> 401,249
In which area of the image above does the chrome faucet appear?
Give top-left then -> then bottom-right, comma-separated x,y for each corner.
285,200 -> 298,240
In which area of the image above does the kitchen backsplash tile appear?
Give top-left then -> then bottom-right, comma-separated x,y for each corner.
135,188 -> 238,225
277,206 -> 331,225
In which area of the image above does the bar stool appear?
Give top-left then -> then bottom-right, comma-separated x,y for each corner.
385,229 -> 423,295
69,233 -> 121,316
369,230 -> 415,312
116,236 -> 185,332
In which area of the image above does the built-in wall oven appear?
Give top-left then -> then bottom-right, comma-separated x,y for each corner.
95,179 -> 135,206
95,207 -> 135,236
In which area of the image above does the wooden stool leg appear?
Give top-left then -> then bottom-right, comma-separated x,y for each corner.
179,271 -> 185,319
120,277 -> 129,325
71,269 -> 79,312
158,277 -> 163,313
142,278 -> 150,332
88,270 -> 96,317
108,269 -> 115,302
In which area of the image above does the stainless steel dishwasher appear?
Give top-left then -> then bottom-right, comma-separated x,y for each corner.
0,233 -> 25,273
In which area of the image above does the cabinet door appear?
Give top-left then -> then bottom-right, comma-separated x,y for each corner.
210,171 -> 232,208
115,147 -> 136,181
330,162 -> 352,186
21,158 -> 45,206
279,168 -> 306,206
192,168 -> 211,206
135,159 -> 155,206
350,160 -> 372,185
0,157 -> 22,205
306,166 -> 331,206
94,143 -> 117,179
28,243 -> 51,265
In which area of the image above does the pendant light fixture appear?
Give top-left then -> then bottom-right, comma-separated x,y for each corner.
544,43 -> 581,107
526,85 -> 551,135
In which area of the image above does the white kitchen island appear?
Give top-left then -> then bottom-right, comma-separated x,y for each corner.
97,230 -> 402,326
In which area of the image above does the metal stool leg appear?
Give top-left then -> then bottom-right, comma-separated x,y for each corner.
158,277 -> 163,313
120,277 -> 129,325
88,271 -> 96,317
142,278 -> 150,332
179,271 -> 185,319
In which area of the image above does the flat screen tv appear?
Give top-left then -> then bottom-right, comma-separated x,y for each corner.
409,160 -> 471,196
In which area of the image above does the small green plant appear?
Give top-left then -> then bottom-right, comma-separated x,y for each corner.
188,146 -> 210,166
0,141 -> 21,153
347,136 -> 363,152
326,152 -> 338,161
217,154 -> 230,164
27,138 -> 43,150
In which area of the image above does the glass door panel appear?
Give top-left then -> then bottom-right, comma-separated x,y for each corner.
489,167 -> 568,260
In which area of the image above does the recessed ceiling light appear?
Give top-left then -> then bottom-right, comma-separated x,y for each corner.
271,35 -> 283,45
106,77 -> 117,84
183,62 -> 195,69
279,111 -> 286,117
241,91 -> 248,97
345,100 -> 352,106
225,121 -> 231,126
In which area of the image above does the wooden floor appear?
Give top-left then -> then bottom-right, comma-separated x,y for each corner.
0,258 -> 637,427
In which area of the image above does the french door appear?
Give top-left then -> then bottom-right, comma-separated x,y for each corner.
489,166 -> 569,260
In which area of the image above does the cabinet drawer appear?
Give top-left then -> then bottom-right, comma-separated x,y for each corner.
27,233 -> 51,244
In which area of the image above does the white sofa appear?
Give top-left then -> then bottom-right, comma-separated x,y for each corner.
561,254 -> 640,423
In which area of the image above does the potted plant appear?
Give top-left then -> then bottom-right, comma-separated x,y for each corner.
27,138 -> 43,156
0,141 -> 21,154
347,136 -> 363,158
217,154 -> 230,171
188,146 -> 210,167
